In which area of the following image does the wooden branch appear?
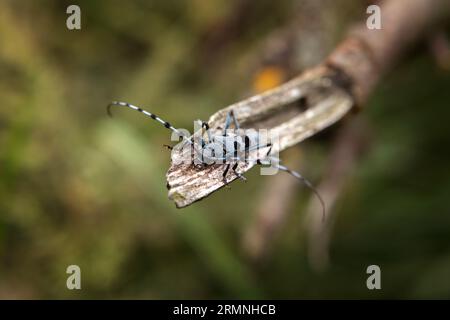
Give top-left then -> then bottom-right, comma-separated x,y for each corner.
327,0 -> 450,105
167,0 -> 450,208
167,66 -> 352,208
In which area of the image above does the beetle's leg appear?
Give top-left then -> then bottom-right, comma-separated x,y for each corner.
230,110 -> 240,130
201,121 -> 212,143
222,163 -> 231,184
232,162 -> 247,182
222,110 -> 240,135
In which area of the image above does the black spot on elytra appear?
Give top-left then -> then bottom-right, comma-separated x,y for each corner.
244,136 -> 250,149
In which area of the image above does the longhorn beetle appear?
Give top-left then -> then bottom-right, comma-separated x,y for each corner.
107,101 -> 325,219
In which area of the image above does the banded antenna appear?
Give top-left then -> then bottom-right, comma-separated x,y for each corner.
107,101 -> 192,145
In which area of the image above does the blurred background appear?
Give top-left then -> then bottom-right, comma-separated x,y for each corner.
1,0 -> 450,299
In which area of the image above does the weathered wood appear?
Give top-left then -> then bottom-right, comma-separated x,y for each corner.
167,66 -> 354,208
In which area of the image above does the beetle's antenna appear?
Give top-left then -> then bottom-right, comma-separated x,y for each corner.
107,101 -> 192,145
280,164 -> 326,221
256,159 -> 326,221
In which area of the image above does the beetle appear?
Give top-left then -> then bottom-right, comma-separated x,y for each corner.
107,101 -> 325,218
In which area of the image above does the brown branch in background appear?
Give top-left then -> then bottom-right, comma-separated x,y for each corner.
429,31 -> 450,71
328,0 -> 450,105
242,149 -> 301,261
305,116 -> 370,272
167,0 -> 450,208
